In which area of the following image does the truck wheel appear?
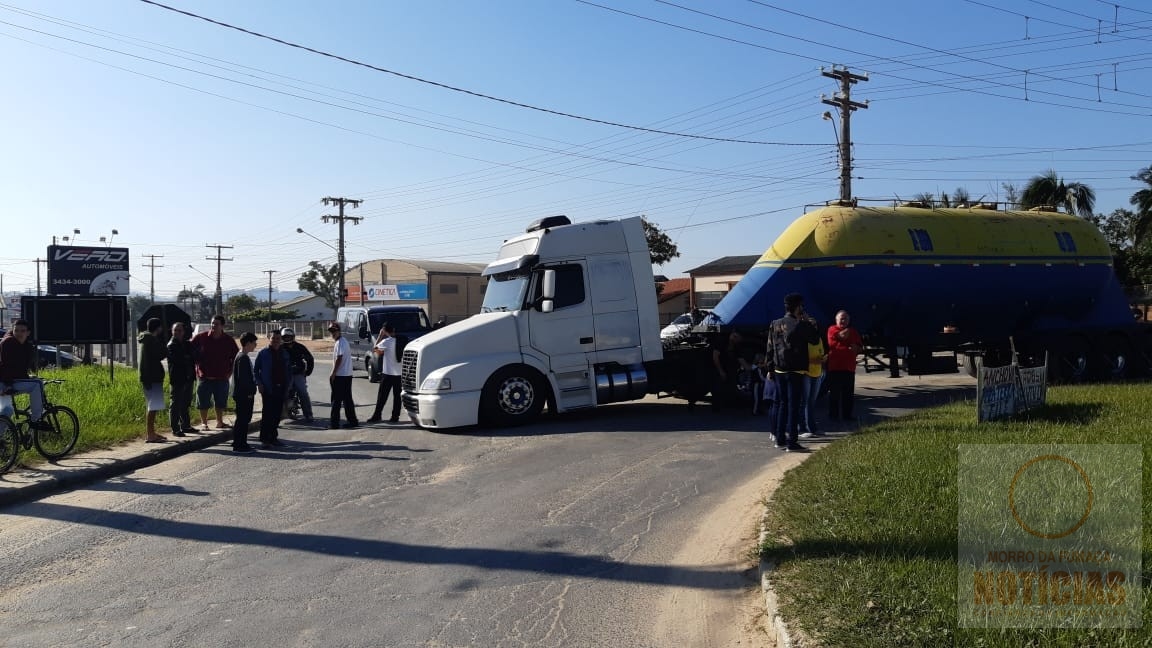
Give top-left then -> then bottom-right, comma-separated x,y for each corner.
365,356 -> 380,383
480,366 -> 545,427
1094,333 -> 1133,381
1052,335 -> 1089,384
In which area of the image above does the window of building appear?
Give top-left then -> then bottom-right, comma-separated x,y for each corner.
694,291 -> 726,309
439,283 -> 459,294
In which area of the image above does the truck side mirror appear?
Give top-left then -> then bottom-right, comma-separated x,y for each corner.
539,269 -> 556,313
359,325 -> 370,339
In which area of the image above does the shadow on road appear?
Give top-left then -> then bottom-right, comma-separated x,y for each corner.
11,500 -> 745,590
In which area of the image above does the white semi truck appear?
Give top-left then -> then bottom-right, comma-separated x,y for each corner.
399,215 -> 711,429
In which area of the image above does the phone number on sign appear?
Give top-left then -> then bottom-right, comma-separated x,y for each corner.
51,278 -> 89,285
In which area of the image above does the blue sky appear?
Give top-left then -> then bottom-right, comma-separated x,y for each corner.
1,0 -> 1150,299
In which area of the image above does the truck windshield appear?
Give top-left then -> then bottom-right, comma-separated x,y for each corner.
480,273 -> 529,312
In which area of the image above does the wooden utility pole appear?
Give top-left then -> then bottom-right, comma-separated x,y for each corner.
205,244 -> 233,317
263,269 -> 276,323
143,254 -> 164,305
821,66 -> 869,203
321,196 -> 363,308
34,258 -> 47,297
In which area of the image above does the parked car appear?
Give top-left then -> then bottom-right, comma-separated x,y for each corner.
659,310 -> 710,342
37,345 -> 77,369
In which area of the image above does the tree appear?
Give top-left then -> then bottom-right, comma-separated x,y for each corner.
298,261 -> 342,312
951,187 -> 971,206
177,284 -> 208,320
127,295 -> 152,323
641,217 -> 680,266
1001,182 -> 1020,206
912,192 -> 935,206
1021,169 -> 1095,218
1087,208 -> 1152,287
1129,164 -> 1152,249
233,308 -> 300,322
225,293 -> 258,315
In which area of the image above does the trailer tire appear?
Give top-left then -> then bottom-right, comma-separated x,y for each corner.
1052,334 -> 1090,384
1094,333 -> 1133,381
480,365 -> 546,427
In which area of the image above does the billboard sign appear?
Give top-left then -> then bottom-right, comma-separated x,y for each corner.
47,245 -> 130,295
365,283 -> 428,301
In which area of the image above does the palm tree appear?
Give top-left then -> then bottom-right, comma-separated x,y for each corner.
1130,165 -> 1152,248
1020,169 -> 1095,218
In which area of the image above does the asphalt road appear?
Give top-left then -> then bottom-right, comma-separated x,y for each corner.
0,357 -> 787,648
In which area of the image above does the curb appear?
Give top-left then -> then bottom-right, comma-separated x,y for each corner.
760,515 -> 796,648
0,427 -> 238,509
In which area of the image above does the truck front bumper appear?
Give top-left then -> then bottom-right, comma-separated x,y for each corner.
402,389 -> 481,429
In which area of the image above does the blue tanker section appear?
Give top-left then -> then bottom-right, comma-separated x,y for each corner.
711,262 -> 1134,345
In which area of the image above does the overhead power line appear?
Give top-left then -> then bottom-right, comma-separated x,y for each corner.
135,0 -> 819,146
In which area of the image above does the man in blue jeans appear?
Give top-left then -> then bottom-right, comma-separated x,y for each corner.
0,320 -> 50,431
766,293 -> 821,452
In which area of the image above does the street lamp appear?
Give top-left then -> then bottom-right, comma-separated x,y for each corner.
822,111 -> 840,154
297,226 -> 351,306
296,227 -> 337,251
99,229 -> 119,246
188,264 -> 214,282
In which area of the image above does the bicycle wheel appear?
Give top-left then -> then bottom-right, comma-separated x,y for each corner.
34,405 -> 80,460
0,416 -> 19,473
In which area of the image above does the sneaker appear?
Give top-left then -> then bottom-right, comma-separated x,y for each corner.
233,446 -> 256,454
172,430 -> 187,438
181,427 -> 198,434
798,431 -> 823,439
773,440 -> 784,449
267,439 -> 286,447
387,417 -> 400,423
785,443 -> 810,453
365,416 -> 382,424
31,420 -> 55,432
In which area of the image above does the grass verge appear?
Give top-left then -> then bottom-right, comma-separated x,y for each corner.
760,382 -> 1152,648
9,365 -> 229,467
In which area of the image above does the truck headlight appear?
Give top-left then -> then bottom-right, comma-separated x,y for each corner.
420,377 -> 452,391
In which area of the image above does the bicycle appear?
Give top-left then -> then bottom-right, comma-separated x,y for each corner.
0,379 -> 81,474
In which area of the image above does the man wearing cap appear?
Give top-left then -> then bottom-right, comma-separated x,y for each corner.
328,322 -> 358,429
281,327 -> 315,423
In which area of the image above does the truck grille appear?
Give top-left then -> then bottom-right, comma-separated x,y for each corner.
401,349 -> 419,392
401,393 -> 420,414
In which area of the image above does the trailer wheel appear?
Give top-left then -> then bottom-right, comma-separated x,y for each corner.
1095,333 -> 1133,381
480,366 -> 546,427
1052,335 -> 1090,384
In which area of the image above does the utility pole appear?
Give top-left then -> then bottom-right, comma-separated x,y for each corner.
263,269 -> 275,323
821,66 -> 869,203
0,273 -> 5,326
205,244 -> 234,317
143,254 -> 164,305
34,258 -> 47,297
321,196 -> 363,308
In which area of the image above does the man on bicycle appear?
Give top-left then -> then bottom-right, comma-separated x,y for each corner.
0,319 -> 52,431
281,328 -> 314,423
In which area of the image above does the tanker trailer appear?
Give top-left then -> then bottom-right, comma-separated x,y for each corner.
709,202 -> 1151,383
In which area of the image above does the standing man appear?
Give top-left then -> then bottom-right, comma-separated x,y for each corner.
328,322 -> 358,429
826,310 -> 863,422
138,318 -> 168,443
710,330 -> 746,412
254,329 -> 291,448
167,322 -> 196,437
0,319 -> 51,433
366,323 -> 403,424
281,327 -> 315,423
231,332 -> 258,453
766,293 -> 820,452
191,315 -> 239,430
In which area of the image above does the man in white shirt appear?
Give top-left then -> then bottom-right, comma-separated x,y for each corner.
366,323 -> 404,423
328,322 -> 358,429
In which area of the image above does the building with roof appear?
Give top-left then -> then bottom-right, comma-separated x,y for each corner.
656,277 -> 692,325
684,255 -> 760,309
344,259 -> 487,325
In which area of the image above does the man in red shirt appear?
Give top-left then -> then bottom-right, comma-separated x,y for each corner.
191,315 -> 239,430
826,310 -> 863,422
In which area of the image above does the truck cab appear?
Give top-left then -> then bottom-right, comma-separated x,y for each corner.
400,216 -> 663,429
